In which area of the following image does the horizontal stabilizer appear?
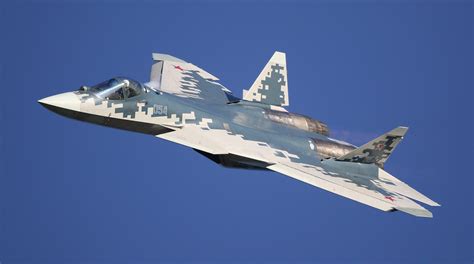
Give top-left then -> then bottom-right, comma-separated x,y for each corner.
337,126 -> 408,168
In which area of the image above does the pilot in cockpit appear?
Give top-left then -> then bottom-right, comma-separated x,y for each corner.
81,77 -> 144,100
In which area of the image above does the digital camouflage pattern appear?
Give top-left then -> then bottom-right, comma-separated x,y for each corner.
39,52 -> 439,218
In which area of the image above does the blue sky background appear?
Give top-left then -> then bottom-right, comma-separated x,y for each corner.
1,1 -> 472,263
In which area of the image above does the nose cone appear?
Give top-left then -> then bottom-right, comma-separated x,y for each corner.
38,92 -> 81,112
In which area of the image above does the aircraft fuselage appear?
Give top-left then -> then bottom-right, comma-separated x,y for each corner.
40,83 -> 355,170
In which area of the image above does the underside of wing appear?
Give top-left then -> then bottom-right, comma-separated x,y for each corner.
267,160 -> 439,218
148,53 -> 238,104
154,115 -> 438,218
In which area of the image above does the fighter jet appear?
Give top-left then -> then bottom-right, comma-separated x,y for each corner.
39,52 -> 439,217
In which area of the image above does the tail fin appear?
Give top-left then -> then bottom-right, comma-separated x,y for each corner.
243,51 -> 289,107
337,126 -> 408,168
148,53 -> 187,89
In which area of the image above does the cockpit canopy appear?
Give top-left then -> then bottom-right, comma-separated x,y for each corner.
87,77 -> 144,100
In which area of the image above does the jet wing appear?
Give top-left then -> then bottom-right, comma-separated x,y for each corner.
148,53 -> 237,104
156,124 -> 438,218
267,161 -> 438,218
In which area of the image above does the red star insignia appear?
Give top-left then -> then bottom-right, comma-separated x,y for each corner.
384,196 -> 395,202
174,65 -> 184,71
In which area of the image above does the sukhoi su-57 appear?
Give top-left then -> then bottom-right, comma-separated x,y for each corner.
39,52 -> 440,217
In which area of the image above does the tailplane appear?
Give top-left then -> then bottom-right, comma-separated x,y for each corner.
337,126 -> 408,168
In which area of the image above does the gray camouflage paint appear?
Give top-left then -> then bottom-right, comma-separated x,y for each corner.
62,71 -> 395,197
39,53 -> 437,217
57,66 -> 393,176
251,63 -> 287,106
338,135 -> 402,168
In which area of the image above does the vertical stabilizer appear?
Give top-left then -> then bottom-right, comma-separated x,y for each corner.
243,51 -> 289,106
336,127 -> 408,168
